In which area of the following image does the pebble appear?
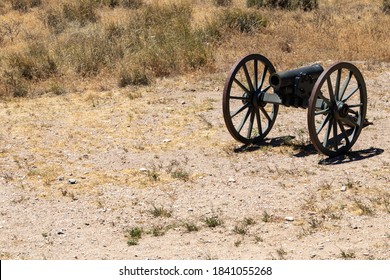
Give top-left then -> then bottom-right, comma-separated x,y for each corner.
285,216 -> 294,222
163,139 -> 172,143
340,186 -> 347,192
139,168 -> 148,172
228,178 -> 236,183
68,178 -> 77,184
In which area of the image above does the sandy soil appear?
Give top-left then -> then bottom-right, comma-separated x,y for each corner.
0,61 -> 389,260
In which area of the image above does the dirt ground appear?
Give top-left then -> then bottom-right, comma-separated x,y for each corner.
0,60 -> 389,260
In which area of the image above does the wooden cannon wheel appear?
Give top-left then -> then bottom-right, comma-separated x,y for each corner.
222,54 -> 279,144
307,62 -> 367,157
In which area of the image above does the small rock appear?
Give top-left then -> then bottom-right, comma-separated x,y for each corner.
340,186 -> 347,192
181,101 -> 186,105
58,176 -> 65,181
68,178 -> 77,184
285,216 -> 294,222
163,139 -> 172,143
228,178 -> 236,183
188,208 -> 193,212
139,168 -> 148,172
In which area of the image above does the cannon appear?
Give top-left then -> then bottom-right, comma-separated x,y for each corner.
222,54 -> 367,157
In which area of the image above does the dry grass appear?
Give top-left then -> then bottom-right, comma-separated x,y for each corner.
0,0 -> 389,98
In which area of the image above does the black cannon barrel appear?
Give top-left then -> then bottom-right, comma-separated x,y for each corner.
269,64 -> 324,91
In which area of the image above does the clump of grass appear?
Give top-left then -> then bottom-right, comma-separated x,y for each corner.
262,211 -> 272,222
150,205 -> 172,218
340,249 -> 356,259
118,67 -> 150,87
125,226 -> 142,246
384,0 -> 390,14
247,0 -> 318,11
10,0 -> 42,12
204,215 -> 223,228
171,168 -> 190,182
354,199 -> 375,216
233,225 -> 248,235
151,226 -> 165,237
215,8 -> 267,33
184,222 -> 199,232
276,248 -> 287,260
214,0 -> 232,7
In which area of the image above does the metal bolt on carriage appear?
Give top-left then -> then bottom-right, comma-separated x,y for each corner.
222,54 -> 368,157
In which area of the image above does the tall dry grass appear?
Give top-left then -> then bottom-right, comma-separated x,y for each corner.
0,0 -> 389,98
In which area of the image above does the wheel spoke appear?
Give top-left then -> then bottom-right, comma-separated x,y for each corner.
327,77 -> 336,102
318,92 -> 331,107
315,108 -> 330,115
348,103 -> 363,108
230,95 -> 250,101
236,107 -> 251,133
260,106 -> 271,123
342,86 -> 360,102
335,69 -> 341,100
254,59 -> 258,90
316,113 -> 331,134
332,118 -> 338,150
337,119 -> 351,146
243,64 -> 255,93
259,65 -> 268,91
231,103 -> 249,118
323,117 -> 332,148
339,71 -> 352,100
247,109 -> 256,138
255,109 -> 262,135
262,85 -> 271,93
233,78 -> 250,94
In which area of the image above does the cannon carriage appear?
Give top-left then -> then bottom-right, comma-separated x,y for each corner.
222,54 -> 367,157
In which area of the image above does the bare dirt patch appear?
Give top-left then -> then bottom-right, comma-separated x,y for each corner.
0,62 -> 389,260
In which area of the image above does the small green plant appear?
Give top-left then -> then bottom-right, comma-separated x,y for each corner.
151,226 -> 165,237
125,227 -> 142,246
171,168 -> 190,182
185,223 -> 199,232
262,211 -> 271,222
276,248 -> 287,260
340,249 -> 356,259
233,225 -> 248,235
205,215 -> 223,228
244,217 -> 256,226
150,205 -> 172,218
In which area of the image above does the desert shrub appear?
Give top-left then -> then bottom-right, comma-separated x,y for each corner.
247,0 -> 318,10
216,8 -> 267,33
56,28 -> 122,77
384,0 -> 390,14
118,66 -> 150,87
246,0 -> 265,8
9,0 -> 41,12
62,0 -> 100,27
214,0 -> 232,7
124,2 -> 211,77
7,42 -> 57,81
121,0 -> 143,9
1,71 -> 29,97
44,8 -> 67,34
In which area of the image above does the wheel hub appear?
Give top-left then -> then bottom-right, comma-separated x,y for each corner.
336,101 -> 349,118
